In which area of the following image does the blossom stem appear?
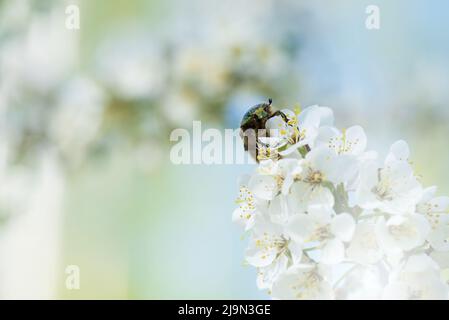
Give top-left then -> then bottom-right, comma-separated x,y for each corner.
303,246 -> 319,252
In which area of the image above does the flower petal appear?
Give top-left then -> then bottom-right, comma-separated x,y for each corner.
248,174 -> 278,200
321,238 -> 345,265
331,213 -> 355,242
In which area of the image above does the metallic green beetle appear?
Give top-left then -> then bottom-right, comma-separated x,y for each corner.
239,99 -> 288,161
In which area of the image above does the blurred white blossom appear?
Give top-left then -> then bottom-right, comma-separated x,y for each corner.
95,33 -> 166,100
50,76 -> 105,164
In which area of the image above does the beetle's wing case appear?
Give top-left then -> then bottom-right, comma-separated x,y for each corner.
240,103 -> 268,127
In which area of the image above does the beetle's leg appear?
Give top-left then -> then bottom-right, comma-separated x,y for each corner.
271,110 -> 289,123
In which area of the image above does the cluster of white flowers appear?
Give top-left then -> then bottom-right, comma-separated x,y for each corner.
233,105 -> 449,299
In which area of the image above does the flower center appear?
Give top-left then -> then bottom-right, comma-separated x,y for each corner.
309,224 -> 332,242
373,169 -> 395,201
388,223 -> 417,239
291,270 -> 322,299
256,234 -> 290,260
257,145 -> 280,161
306,170 -> 323,184
291,127 -> 306,144
373,180 -> 393,200
273,236 -> 290,254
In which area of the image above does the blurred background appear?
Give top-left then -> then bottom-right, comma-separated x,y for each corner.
0,0 -> 448,299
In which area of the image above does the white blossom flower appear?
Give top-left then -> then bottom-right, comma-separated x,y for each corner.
265,105 -> 334,156
257,136 -> 289,157
245,217 -> 302,289
288,146 -> 357,214
271,264 -> 334,300
350,142 -> 422,215
287,207 -> 355,264
265,108 -> 318,152
417,188 -> 449,251
247,158 -> 302,201
382,254 -> 449,300
346,222 -> 383,265
265,109 -> 301,144
232,175 -> 271,231
376,214 -> 430,253
316,125 -> 367,156
247,173 -> 279,201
